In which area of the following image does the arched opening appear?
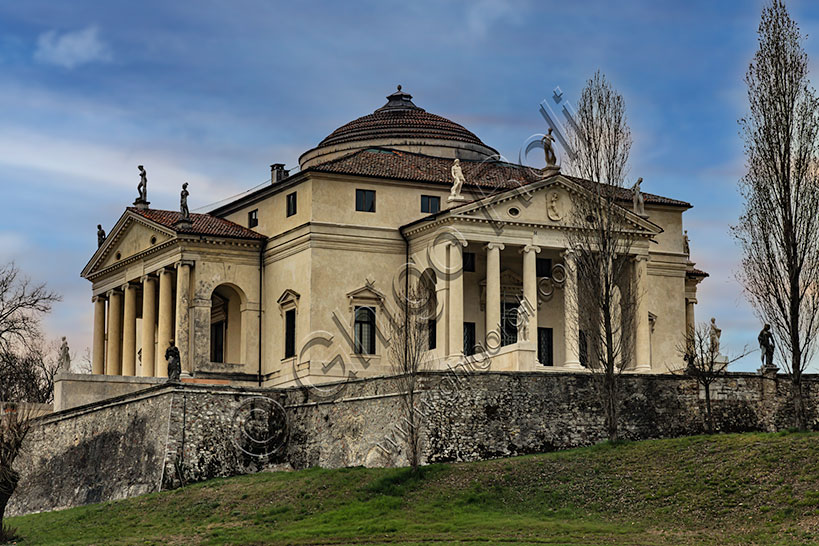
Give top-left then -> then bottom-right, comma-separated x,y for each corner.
419,268 -> 438,351
210,284 -> 244,364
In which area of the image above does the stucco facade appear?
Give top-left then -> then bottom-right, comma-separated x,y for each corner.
77,87 -> 706,397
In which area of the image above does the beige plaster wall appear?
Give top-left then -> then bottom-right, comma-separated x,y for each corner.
223,179 -> 313,238
311,175 -> 452,229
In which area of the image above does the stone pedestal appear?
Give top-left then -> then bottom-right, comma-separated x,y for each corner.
133,198 -> 150,210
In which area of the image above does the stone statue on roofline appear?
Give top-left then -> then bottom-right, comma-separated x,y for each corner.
448,159 -> 467,203
97,224 -> 106,248
632,177 -> 646,217
180,182 -> 190,219
541,127 -> 557,167
174,182 -> 193,229
134,165 -> 150,209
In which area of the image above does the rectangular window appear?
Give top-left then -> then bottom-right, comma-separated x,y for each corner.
284,309 -> 296,358
286,192 -> 297,217
421,195 -> 440,214
248,209 -> 258,228
538,327 -> 553,366
501,301 -> 518,347
356,189 -> 376,212
536,257 -> 552,278
464,322 -> 476,356
354,306 -> 376,354
463,252 -> 476,273
428,319 -> 436,350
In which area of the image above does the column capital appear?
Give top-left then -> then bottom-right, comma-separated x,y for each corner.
122,282 -> 138,292
633,254 -> 650,263
140,274 -> 157,284
157,266 -> 173,275
91,294 -> 106,303
106,288 -> 122,298
560,247 -> 575,259
521,244 -> 541,255
485,242 -> 505,251
445,239 -> 468,248
175,260 -> 195,269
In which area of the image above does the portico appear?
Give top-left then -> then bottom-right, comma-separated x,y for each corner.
403,176 -> 660,373
82,207 -> 265,381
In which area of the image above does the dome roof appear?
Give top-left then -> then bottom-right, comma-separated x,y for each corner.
319,86 -> 486,147
299,86 -> 498,169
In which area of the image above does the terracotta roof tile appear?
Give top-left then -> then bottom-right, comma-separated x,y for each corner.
309,148 -> 691,208
687,267 -> 709,278
128,208 -> 265,240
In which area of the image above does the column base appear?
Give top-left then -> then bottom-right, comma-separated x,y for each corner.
562,360 -> 585,370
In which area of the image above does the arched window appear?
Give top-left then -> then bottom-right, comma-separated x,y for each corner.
354,306 -> 376,355
210,284 -> 244,365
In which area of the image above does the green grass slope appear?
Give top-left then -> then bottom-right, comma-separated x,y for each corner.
7,432 -> 819,545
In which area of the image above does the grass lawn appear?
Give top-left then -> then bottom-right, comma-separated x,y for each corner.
6,432 -> 819,545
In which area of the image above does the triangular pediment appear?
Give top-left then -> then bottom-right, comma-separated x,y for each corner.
81,210 -> 176,278
346,282 -> 385,308
445,175 -> 661,236
277,289 -> 301,306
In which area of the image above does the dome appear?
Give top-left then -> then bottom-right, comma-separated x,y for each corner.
299,86 -> 498,169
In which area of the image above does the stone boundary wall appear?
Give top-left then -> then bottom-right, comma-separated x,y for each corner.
9,370 -> 818,516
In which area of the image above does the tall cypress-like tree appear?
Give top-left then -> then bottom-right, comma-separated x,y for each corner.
734,0 -> 819,430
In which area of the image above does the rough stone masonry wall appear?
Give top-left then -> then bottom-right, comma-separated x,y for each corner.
8,371 -> 819,517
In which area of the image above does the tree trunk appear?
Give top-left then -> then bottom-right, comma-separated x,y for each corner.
604,373 -> 618,442
792,374 -> 807,431
0,467 -> 20,535
704,383 -> 713,434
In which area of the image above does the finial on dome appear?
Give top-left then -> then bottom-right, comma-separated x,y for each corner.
379,84 -> 419,111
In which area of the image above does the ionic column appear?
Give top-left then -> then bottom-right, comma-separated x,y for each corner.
685,298 -> 696,337
92,295 -> 106,375
175,261 -> 193,374
105,289 -> 123,375
157,268 -> 174,377
634,255 -> 651,371
122,283 -> 138,376
141,275 -> 157,377
485,242 -> 504,350
448,241 -> 465,357
432,241 -> 448,358
562,249 -> 582,368
521,245 -> 541,338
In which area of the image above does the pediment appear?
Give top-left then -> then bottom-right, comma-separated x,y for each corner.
451,175 -> 661,236
82,211 -> 176,278
346,282 -> 385,309
277,289 -> 301,306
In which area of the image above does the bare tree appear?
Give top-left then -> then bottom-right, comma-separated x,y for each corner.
0,403 -> 35,541
0,262 -> 60,539
0,263 -> 60,354
386,284 -> 432,470
563,71 -> 638,442
733,0 -> 819,430
675,322 -> 751,433
0,343 -> 60,404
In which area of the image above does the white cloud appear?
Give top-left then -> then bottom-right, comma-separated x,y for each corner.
465,0 -> 524,39
34,26 -> 112,69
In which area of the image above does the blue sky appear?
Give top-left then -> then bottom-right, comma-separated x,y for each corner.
1,0 -> 817,371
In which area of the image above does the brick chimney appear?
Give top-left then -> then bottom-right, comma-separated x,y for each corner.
271,163 -> 289,183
